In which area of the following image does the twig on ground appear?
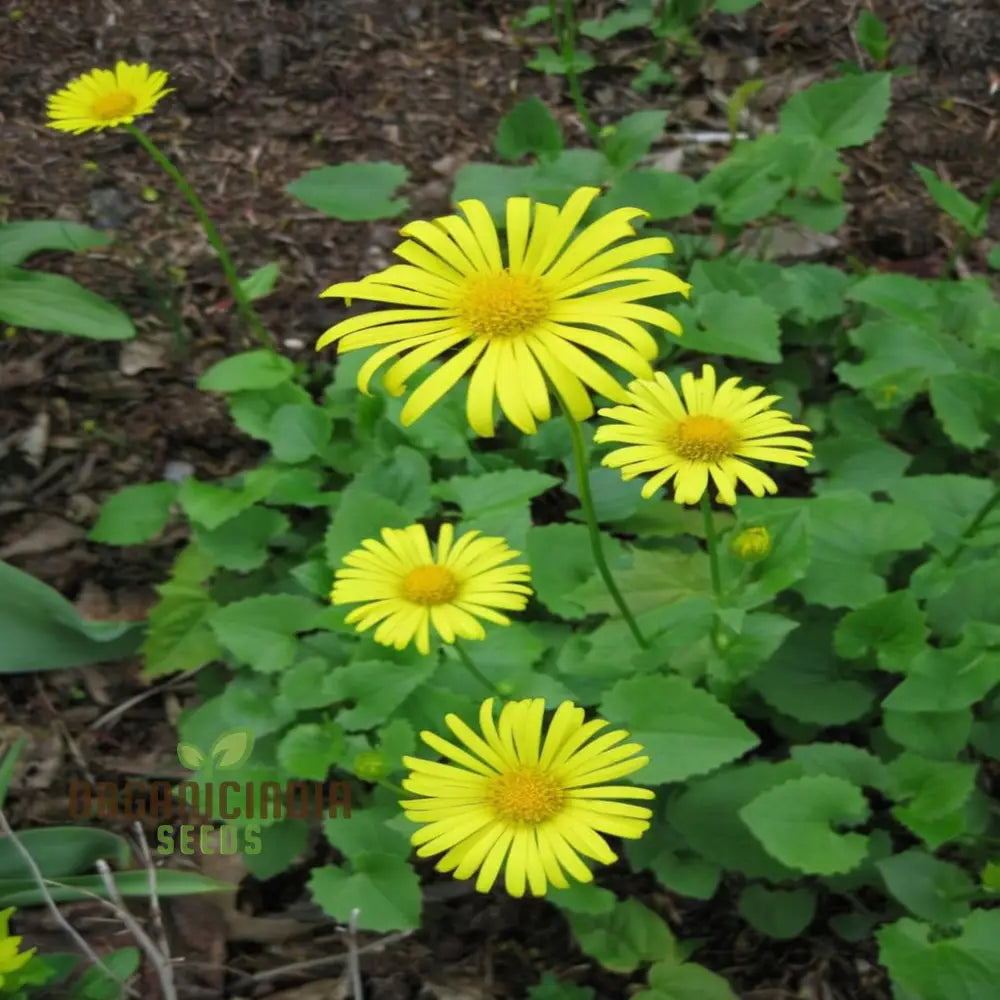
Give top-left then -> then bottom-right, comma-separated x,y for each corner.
131,823 -> 174,976
95,859 -> 177,1000
345,908 -> 364,1000
0,809 -> 136,997
227,930 -> 415,992
88,668 -> 201,732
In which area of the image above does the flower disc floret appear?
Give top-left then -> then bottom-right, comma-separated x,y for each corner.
316,187 -> 691,437
401,698 -> 655,897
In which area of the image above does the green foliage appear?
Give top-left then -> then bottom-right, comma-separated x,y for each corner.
0,561 -> 143,673
286,162 -> 409,220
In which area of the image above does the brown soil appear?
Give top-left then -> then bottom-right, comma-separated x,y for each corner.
1,0 -> 997,996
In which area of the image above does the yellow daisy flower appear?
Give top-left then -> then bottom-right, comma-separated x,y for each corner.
317,186 -> 690,436
595,364 -> 813,505
46,61 -> 172,135
332,523 -> 531,655
0,907 -> 35,989
402,698 -> 655,897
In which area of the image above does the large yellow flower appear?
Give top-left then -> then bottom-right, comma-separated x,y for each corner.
402,698 -> 654,897
46,61 -> 172,134
317,187 -> 690,436
0,907 -> 35,989
595,364 -> 813,505
332,523 -> 531,655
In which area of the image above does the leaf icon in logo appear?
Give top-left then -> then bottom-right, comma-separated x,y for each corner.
210,729 -> 255,770
177,742 -> 207,771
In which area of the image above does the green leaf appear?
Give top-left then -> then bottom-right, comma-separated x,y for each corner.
602,111 -> 669,171
0,739 -> 25,810
885,708 -> 972,760
281,658 -> 340,710
779,72 -> 891,148
566,898 -> 676,974
178,466 -> 278,531
883,637 -> 1000,713
834,591 -> 928,672
751,618 -> 875,725
790,743 -> 887,791
878,911 -> 1000,1000
352,446 -> 433,518
686,292 -> 782,362
0,219 -> 111,267
0,560 -> 143,673
529,149 -> 615,203
198,349 -> 295,392
0,267 -> 134,340
143,561 -> 221,679
601,676 -> 759,784
0,828 -> 131,880
635,961 -> 738,1000
242,819 -> 309,880
309,853 -> 421,931
600,170 -> 699,220
856,9 -> 891,62
451,163 -> 537,219
88,482 -> 177,546
714,0 -> 761,10
435,469 -> 560,518
548,882 -> 617,915
239,261 -> 280,301
527,46 -> 596,76
267,402 -> 333,463
924,561 -> 1000,639
885,474 -> 998,554
847,272 -> 939,325
210,595 -> 322,673
739,775 -> 870,876
495,95 -> 563,162
327,659 -> 438,731
876,849 -> 974,924
193,506 -> 289,571
74,946 -> 140,1000
529,975 -> 596,1000
887,753 -> 977,849
324,794 -> 412,862
669,762 -> 803,881
286,162 -> 409,221
914,164 -> 982,235
738,885 -> 816,939
626,823 -> 721,900
0,868 -> 232,907
323,484 -> 413,569
277,722 -> 344,781
579,7 -> 652,40
527,524 -> 619,619
929,371 -> 1000,449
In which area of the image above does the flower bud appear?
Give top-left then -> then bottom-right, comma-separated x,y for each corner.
354,750 -> 388,781
730,525 -> 771,561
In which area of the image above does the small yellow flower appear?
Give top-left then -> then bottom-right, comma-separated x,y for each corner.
331,523 -> 531,655
0,907 -> 35,989
595,363 -> 813,505
402,698 -> 655,897
317,186 -> 690,436
730,525 -> 771,561
46,61 -> 172,135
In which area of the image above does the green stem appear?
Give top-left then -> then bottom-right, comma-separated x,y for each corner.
555,0 -> 602,146
942,485 -> 1000,568
453,640 -> 501,695
125,124 -> 275,351
377,778 -> 408,798
700,493 -> 722,599
561,404 -> 648,649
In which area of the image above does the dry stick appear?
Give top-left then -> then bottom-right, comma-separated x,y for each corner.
228,930 -> 414,991
0,810 -> 135,997
88,668 -> 202,732
344,908 -> 364,1000
95,859 -> 178,1000
131,823 -> 173,975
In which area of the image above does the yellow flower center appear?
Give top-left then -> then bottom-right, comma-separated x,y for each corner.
92,89 -> 138,121
488,767 -> 565,825
401,564 -> 459,605
458,270 -> 550,339
670,414 -> 739,463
